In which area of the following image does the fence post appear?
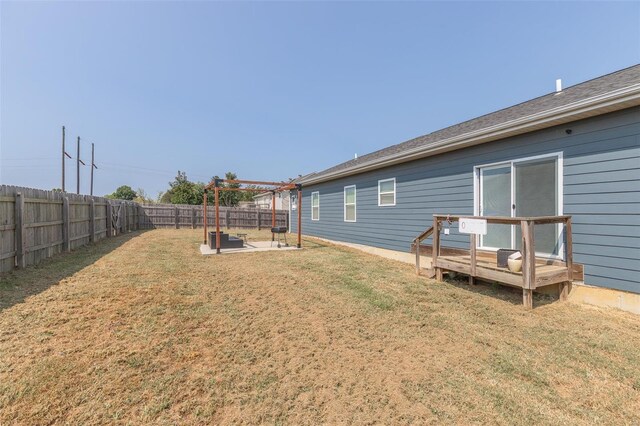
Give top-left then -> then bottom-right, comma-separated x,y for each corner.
257,209 -> 261,230
89,198 -> 95,243
106,202 -> 112,238
226,209 -> 230,230
175,206 -> 179,229
191,206 -> 196,229
121,203 -> 126,234
15,192 -> 26,268
63,196 -> 71,250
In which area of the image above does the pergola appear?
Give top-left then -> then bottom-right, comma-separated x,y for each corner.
203,178 -> 302,253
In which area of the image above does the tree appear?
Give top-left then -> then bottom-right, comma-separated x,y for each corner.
107,185 -> 137,200
160,171 -> 253,206
237,185 -> 265,202
134,188 -> 155,204
167,171 -> 201,205
218,172 -> 240,207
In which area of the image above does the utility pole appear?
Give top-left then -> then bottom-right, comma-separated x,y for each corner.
61,126 -> 66,192
76,136 -> 81,194
90,143 -> 97,196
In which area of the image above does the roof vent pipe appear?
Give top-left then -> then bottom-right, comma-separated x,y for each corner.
556,78 -> 562,93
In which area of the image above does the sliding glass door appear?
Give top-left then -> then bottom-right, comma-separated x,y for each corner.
479,165 -> 511,249
477,154 -> 562,257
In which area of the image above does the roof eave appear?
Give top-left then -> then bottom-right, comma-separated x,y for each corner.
300,84 -> 640,186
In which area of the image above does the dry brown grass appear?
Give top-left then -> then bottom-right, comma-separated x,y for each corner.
1,229 -> 639,425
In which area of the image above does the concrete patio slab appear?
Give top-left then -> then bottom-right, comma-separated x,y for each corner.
200,240 -> 300,255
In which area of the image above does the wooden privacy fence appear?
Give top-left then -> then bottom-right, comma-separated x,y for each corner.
0,186 -> 139,273
0,186 -> 290,274
138,204 -> 288,230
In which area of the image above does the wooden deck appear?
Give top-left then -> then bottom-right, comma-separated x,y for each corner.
413,214 -> 576,309
436,255 -> 570,289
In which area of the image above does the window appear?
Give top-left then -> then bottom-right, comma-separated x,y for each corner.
311,191 -> 319,221
378,178 -> 396,206
344,185 -> 356,222
474,152 -> 563,257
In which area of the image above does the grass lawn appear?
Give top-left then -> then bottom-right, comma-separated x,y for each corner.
1,229 -> 639,424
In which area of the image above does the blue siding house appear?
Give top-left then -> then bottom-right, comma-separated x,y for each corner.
291,65 -> 640,299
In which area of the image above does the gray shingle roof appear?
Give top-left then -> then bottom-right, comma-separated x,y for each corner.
305,64 -> 640,183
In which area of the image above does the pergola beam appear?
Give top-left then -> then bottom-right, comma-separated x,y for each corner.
204,178 -> 287,190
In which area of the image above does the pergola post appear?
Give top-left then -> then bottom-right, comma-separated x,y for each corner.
203,189 -> 208,244
271,191 -> 276,241
215,182 -> 221,254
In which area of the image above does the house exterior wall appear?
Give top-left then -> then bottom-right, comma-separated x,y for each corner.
254,193 -> 287,210
291,106 -> 640,294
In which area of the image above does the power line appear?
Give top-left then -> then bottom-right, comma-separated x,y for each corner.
1,157 -> 58,161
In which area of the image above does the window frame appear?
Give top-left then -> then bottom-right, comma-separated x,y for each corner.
311,191 -> 320,221
378,177 -> 396,207
343,185 -> 357,222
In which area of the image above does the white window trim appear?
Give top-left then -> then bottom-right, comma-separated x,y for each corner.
344,185 -> 356,222
473,152 -> 564,259
378,178 -> 396,207
311,191 -> 320,221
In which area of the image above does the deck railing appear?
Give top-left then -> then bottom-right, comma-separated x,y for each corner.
415,214 -> 573,309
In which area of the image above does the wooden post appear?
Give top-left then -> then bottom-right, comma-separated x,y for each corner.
271,191 -> 276,241
226,208 -> 231,230
523,288 -> 533,310
565,217 -> 573,281
297,187 -> 302,249
432,216 -> 442,281
90,143 -> 95,196
61,126 -> 66,192
15,192 -> 26,268
106,202 -> 112,238
192,206 -> 196,229
215,186 -> 221,254
561,217 -> 573,301
76,136 -> 81,194
89,198 -> 95,243
521,220 -> 535,309
257,209 -> 261,230
203,191 -> 208,244
415,238 -> 421,275
121,203 -> 126,234
469,233 -> 477,285
63,196 -> 71,250
175,206 -> 179,229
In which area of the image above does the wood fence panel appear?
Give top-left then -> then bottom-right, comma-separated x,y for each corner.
23,188 -> 64,266
0,185 -> 290,274
0,187 -> 17,272
139,204 -> 287,230
0,185 -> 129,273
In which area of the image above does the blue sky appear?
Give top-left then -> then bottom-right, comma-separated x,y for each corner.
1,1 -> 639,197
